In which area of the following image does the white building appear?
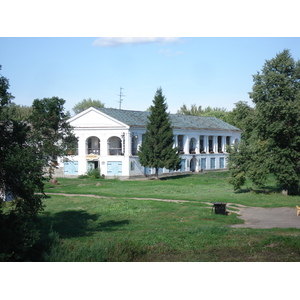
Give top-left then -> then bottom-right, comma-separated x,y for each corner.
54,107 -> 242,178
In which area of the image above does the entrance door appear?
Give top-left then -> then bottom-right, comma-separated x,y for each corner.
87,161 -> 99,171
107,161 -> 122,176
190,158 -> 197,172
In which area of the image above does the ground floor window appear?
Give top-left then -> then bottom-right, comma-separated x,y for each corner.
107,161 -> 122,175
211,158 -> 216,169
180,159 -> 186,171
201,158 -> 206,170
130,161 -> 135,171
220,157 -> 225,169
64,161 -> 78,175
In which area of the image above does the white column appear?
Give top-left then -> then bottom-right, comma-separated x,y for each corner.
213,136 -> 218,153
221,136 -> 226,152
173,135 -> 177,148
184,136 -> 189,154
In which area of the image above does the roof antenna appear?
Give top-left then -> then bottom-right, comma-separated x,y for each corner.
118,87 -> 125,109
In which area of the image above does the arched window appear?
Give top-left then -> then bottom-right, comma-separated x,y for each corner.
86,137 -> 100,155
108,136 -> 122,155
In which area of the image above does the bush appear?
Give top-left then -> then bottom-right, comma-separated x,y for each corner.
87,168 -> 101,179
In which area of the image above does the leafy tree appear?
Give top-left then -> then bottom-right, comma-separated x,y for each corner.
30,97 -> 78,177
228,49 -> 300,194
177,103 -> 229,122
226,101 -> 255,135
177,104 -> 203,115
138,88 -> 181,178
72,98 -> 105,114
201,106 -> 229,122
0,66 -> 45,261
1,103 -> 32,121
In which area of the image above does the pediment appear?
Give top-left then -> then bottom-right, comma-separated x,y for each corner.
68,107 -> 128,129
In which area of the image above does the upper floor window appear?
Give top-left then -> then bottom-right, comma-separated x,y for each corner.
178,135 -> 184,152
86,137 -> 100,155
131,135 -> 138,156
108,136 -> 122,155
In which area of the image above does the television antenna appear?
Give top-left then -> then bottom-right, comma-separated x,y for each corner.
118,87 -> 125,109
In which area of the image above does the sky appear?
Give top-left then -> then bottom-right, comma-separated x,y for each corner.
1,1 -> 298,294
1,37 -> 300,116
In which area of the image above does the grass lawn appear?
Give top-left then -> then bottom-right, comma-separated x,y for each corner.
37,171 -> 300,262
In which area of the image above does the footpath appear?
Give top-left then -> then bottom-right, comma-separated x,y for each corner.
229,206 -> 300,229
43,193 -> 300,229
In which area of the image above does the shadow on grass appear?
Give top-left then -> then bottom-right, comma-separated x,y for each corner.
39,210 -> 130,239
235,186 -> 300,196
159,174 -> 193,180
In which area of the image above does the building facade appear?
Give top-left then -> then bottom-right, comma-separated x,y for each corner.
54,107 -> 242,178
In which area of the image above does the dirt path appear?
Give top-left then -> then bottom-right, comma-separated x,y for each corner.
42,192 -> 191,203
230,206 -> 300,229
43,193 -> 300,229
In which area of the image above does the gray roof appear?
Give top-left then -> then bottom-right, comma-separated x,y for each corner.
97,107 -> 241,131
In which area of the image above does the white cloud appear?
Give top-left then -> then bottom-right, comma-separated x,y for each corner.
93,37 -> 182,47
158,48 -> 183,57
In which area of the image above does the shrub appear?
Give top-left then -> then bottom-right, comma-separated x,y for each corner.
87,168 -> 101,179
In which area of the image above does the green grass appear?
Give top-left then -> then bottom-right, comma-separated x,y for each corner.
35,171 -> 300,262
44,172 -> 300,207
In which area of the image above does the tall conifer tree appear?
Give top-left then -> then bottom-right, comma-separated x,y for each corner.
138,88 -> 181,178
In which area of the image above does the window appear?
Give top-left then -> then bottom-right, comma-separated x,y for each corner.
108,136 -> 122,155
211,158 -> 216,169
220,157 -> 225,169
86,137 -> 100,155
178,135 -> 184,152
131,135 -> 138,155
67,139 -> 78,155
130,161 -> 135,171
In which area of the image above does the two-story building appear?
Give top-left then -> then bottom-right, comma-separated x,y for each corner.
54,107 -> 242,178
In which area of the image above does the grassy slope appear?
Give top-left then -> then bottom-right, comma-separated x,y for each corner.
44,172 -> 300,208
38,172 -> 300,262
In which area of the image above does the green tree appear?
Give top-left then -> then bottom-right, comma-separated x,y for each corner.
138,88 -> 181,178
177,103 -> 229,122
0,66 -> 45,261
228,49 -> 300,194
226,101 -> 255,135
72,98 -> 105,114
177,103 -> 203,115
1,103 -> 32,121
30,97 -> 78,177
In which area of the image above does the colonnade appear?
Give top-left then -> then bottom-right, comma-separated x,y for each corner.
173,134 -> 232,154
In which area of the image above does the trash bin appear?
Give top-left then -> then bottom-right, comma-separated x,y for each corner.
213,202 -> 227,215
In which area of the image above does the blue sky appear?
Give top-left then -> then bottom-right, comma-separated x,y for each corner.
1,37 -> 300,115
